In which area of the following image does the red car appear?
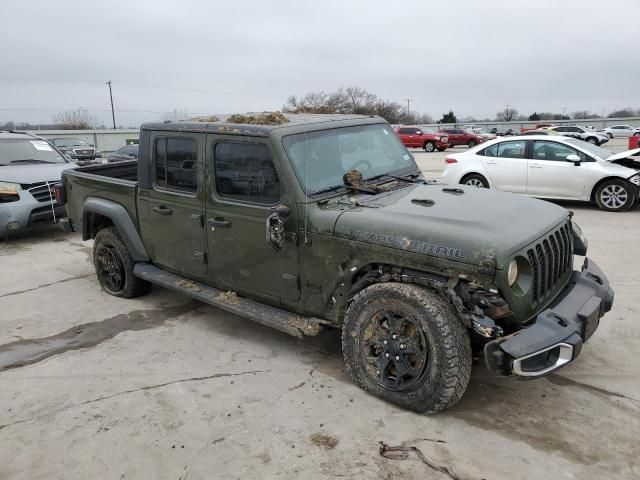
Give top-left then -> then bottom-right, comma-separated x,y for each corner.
395,126 -> 449,152
437,128 -> 485,148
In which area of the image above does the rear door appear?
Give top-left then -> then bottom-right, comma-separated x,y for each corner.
479,139 -> 528,193
138,132 -> 207,276
526,140 -> 590,199
204,136 -> 300,301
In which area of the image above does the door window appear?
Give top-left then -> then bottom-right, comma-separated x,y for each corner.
532,141 -> 586,161
155,138 -> 198,193
214,142 -> 281,204
482,140 -> 526,158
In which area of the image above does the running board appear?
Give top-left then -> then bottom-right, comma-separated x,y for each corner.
133,263 -> 330,339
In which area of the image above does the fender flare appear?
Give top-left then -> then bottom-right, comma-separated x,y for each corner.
82,197 -> 149,262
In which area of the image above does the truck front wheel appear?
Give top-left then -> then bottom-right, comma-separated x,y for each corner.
93,226 -> 150,298
341,283 -> 471,413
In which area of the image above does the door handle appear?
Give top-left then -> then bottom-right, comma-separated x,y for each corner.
207,217 -> 232,228
485,160 -> 497,165
152,205 -> 173,215
529,164 -> 543,168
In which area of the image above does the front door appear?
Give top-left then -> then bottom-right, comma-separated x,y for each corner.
526,140 -> 588,199
138,132 -> 207,276
204,136 -> 300,302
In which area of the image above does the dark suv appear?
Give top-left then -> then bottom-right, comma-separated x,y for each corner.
49,137 -> 97,164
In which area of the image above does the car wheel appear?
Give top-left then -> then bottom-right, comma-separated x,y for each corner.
424,141 -> 435,152
467,140 -> 477,148
634,132 -> 640,136
594,179 -> 634,212
461,173 -> 489,188
93,226 -> 151,298
607,132 -> 613,139
437,147 -> 446,152
586,137 -> 598,145
341,283 -> 471,413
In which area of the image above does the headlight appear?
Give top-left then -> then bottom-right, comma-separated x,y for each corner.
434,136 -> 441,140
629,174 -> 640,186
572,222 -> 588,256
507,259 -> 518,287
0,182 -> 22,195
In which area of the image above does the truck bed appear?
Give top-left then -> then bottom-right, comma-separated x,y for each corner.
62,160 -> 139,232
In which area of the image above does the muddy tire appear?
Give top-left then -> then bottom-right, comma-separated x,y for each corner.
341,283 -> 471,413
594,179 -> 635,212
93,226 -> 150,298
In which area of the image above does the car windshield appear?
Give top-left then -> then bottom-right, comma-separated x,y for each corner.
0,138 -> 67,166
54,138 -> 88,146
565,138 -> 613,159
282,123 -> 417,195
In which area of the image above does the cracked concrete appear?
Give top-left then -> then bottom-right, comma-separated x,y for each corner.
1,186 -> 639,479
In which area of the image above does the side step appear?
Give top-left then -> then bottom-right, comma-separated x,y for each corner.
133,263 -> 330,339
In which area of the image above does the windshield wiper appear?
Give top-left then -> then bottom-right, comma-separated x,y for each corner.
308,185 -> 346,196
10,159 -> 52,164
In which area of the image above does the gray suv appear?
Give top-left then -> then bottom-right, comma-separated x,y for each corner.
0,131 -> 75,238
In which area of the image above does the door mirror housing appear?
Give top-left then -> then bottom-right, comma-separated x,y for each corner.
566,154 -> 581,165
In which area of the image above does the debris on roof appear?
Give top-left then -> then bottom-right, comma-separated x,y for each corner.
191,115 -> 220,123
226,111 -> 289,125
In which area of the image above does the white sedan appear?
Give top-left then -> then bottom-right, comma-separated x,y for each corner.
441,135 -> 640,212
602,125 -> 640,138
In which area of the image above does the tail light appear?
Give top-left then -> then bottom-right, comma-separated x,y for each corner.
445,157 -> 458,164
53,183 -> 67,204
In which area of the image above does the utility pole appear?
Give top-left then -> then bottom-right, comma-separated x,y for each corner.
406,99 -> 411,117
106,81 -> 116,129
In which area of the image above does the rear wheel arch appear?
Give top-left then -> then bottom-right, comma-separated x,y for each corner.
82,198 -> 149,262
460,172 -> 490,188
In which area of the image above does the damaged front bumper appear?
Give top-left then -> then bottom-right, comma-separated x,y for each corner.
484,258 -> 613,377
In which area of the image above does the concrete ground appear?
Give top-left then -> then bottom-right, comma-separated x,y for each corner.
1,137 -> 639,479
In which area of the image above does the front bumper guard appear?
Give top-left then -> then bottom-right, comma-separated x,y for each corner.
485,257 -> 613,377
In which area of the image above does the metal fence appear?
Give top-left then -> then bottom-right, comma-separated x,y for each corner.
25,129 -> 139,155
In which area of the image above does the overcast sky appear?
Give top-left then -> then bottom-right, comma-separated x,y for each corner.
1,0 -> 638,126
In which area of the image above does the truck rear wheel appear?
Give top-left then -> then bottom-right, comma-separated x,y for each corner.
341,283 -> 471,413
93,226 -> 150,298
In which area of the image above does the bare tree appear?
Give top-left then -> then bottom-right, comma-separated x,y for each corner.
53,108 -> 98,129
496,107 -> 518,122
607,108 -> 637,118
160,109 -> 190,122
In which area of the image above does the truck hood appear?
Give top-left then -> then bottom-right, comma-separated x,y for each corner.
0,163 -> 75,184
333,183 -> 569,267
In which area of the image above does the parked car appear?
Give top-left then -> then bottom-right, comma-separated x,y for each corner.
395,126 -> 449,152
601,125 -> 640,138
0,131 -> 75,238
58,113 -> 615,413
518,129 -> 561,136
520,123 -> 554,133
547,126 -> 609,145
438,128 -> 484,148
442,135 -> 640,212
108,144 -> 138,163
49,137 -> 98,164
496,128 -> 516,137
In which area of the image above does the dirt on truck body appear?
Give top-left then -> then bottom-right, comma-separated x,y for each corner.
58,113 -> 614,413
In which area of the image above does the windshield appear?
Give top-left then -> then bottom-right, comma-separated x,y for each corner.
54,138 -> 88,146
0,139 -> 67,165
282,124 -> 417,195
565,138 -> 613,159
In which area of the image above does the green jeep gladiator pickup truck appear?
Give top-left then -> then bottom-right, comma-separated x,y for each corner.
57,114 -> 614,413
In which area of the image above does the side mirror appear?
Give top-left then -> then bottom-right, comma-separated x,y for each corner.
416,131 -> 422,135
566,154 -> 581,165
266,204 -> 290,250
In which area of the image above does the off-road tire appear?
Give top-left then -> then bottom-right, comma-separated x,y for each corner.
424,141 -> 436,152
93,226 -> 151,298
461,173 -> 489,188
594,179 -> 635,212
341,283 -> 472,413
